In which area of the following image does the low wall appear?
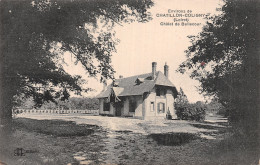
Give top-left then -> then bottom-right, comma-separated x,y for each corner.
13,109 -> 99,115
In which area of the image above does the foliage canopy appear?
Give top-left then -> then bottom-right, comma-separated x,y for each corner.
0,0 -> 153,127
177,0 -> 259,132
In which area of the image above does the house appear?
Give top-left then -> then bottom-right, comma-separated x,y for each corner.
96,62 -> 178,120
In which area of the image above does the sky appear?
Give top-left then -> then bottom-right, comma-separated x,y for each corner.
63,0 -> 223,103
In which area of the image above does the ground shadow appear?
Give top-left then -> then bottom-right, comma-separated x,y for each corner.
191,123 -> 224,130
148,133 -> 199,146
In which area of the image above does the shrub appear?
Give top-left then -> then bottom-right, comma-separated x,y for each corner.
205,99 -> 227,116
175,102 -> 206,121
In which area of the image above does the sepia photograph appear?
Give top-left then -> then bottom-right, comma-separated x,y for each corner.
0,0 -> 259,164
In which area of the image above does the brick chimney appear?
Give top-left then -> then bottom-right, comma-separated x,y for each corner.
164,62 -> 169,78
152,62 -> 157,80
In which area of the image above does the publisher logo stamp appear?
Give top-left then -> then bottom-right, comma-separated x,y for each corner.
14,148 -> 38,156
14,148 -> 25,156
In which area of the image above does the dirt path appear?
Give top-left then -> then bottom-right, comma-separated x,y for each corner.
16,114 -> 221,134
71,117 -> 148,164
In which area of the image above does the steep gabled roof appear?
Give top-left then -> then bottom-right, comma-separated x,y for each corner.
155,71 -> 175,87
96,71 -> 177,98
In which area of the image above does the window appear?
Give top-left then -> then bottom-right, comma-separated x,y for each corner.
150,102 -> 154,112
103,102 -> 110,111
135,78 -> 144,85
157,102 -> 165,113
129,100 -> 137,112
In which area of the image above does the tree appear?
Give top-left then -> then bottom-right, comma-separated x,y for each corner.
175,87 -> 188,104
0,0 -> 153,134
175,88 -> 206,121
206,98 -> 226,116
177,0 -> 259,148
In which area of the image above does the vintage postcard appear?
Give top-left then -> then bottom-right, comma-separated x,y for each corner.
0,0 -> 259,165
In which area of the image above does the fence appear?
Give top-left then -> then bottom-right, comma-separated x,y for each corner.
13,109 -> 99,115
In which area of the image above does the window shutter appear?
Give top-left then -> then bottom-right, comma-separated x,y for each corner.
163,103 -> 165,113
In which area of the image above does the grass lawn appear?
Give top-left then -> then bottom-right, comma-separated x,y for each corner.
0,117 -> 258,165
14,118 -> 97,137
0,118 -> 107,165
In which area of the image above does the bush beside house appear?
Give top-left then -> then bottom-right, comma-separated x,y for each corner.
175,102 -> 206,121
174,88 -> 206,121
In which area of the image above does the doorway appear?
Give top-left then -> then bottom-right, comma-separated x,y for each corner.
115,101 -> 123,116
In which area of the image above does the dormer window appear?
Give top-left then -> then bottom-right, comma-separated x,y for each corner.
113,81 -> 119,87
135,78 -> 144,85
145,76 -> 153,80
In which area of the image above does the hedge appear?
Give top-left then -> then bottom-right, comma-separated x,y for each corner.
175,103 -> 206,121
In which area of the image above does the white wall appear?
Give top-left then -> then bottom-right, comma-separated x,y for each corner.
121,96 -> 143,118
143,88 -> 176,119
155,97 -> 167,117
99,98 -> 104,114
144,90 -> 156,118
134,96 -> 143,117
166,89 -> 177,119
109,103 -> 115,115
99,98 -> 114,115
98,88 -> 176,119
123,97 -> 129,116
